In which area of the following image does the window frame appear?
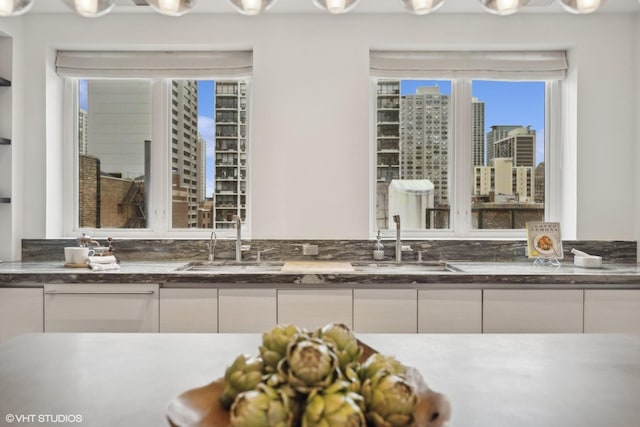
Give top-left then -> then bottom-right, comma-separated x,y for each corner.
62,77 -> 252,239
370,78 -> 562,239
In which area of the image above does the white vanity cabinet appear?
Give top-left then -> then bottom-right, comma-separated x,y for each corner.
483,289 -> 584,333
418,289 -> 482,333
219,289 -> 276,332
353,289 -> 417,333
584,289 -> 640,333
0,287 -> 44,343
44,284 -> 159,332
277,289 -> 352,330
159,288 -> 218,333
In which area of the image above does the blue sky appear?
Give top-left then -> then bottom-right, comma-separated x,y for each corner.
401,80 -> 545,165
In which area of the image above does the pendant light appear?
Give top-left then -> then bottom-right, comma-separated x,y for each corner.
63,0 -> 115,18
146,0 -> 197,17
478,0 -> 528,16
0,0 -> 33,17
312,0 -> 361,15
228,0 -> 276,16
401,0 -> 444,15
558,0 -> 606,14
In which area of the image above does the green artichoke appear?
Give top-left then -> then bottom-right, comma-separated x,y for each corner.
220,354 -> 265,410
230,384 -> 297,427
302,381 -> 366,427
260,324 -> 306,373
360,372 -> 418,427
314,323 -> 363,372
358,353 -> 406,382
280,338 -> 339,394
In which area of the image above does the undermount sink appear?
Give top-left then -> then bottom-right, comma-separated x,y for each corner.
174,261 -> 285,272
350,261 -> 461,272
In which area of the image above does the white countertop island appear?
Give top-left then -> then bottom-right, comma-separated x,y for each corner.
0,333 -> 639,426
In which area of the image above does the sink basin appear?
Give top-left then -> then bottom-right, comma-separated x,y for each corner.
350,261 -> 460,273
174,261 -> 285,272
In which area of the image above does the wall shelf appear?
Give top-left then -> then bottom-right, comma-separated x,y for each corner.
0,77 -> 10,87
0,138 -> 10,145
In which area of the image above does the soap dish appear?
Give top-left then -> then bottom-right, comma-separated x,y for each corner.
574,256 -> 602,269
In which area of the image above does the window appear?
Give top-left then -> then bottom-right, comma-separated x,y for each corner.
57,50 -> 252,236
371,50 -> 566,237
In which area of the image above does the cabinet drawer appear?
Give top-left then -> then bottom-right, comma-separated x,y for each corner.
44,284 -> 159,333
219,289 -> 276,333
354,289 -> 417,333
483,289 -> 583,333
584,290 -> 640,333
277,289 -> 352,330
418,289 -> 482,333
160,288 -> 218,333
0,287 -> 44,343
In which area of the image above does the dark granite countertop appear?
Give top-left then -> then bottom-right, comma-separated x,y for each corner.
0,260 -> 639,289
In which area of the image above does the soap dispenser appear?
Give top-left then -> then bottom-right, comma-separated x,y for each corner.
373,230 -> 385,261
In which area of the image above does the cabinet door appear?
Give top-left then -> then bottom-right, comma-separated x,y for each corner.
584,290 -> 640,333
354,289 -> 417,333
483,289 -> 583,333
418,289 -> 482,333
219,289 -> 276,333
0,287 -> 44,343
160,288 -> 218,333
44,284 -> 159,332
277,289 -> 352,330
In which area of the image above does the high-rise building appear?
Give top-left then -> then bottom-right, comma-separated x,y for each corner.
78,109 -> 88,155
472,97 -> 485,166
171,80 -> 200,228
213,81 -> 248,229
400,85 -> 450,207
488,126 -> 536,167
486,125 -> 522,165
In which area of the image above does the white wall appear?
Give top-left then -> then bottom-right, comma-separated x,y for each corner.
0,12 -> 637,248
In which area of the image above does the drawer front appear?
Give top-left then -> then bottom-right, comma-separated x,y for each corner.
44,284 -> 159,332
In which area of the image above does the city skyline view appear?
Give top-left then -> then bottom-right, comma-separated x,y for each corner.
401,79 -> 545,165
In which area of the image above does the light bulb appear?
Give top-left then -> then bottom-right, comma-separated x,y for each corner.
75,0 -> 98,15
558,0 -> 606,14
326,0 -> 346,13
478,0 -> 526,16
313,0 -> 360,14
0,0 -> 33,17
64,0 -> 114,17
0,0 -> 14,16
402,0 -> 444,15
147,0 -> 197,16
228,0 -> 276,15
159,0 -> 180,14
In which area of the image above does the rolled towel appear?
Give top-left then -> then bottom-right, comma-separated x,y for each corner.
89,262 -> 120,271
88,255 -> 117,264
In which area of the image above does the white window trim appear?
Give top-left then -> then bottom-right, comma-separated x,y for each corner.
62,77 -> 252,240
370,78 -> 563,240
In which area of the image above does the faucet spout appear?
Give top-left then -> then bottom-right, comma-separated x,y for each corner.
232,215 -> 242,262
393,215 -> 401,263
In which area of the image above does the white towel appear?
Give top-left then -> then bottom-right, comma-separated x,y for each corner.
88,255 -> 117,264
89,262 -> 120,271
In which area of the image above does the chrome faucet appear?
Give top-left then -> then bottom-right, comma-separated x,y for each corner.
208,231 -> 217,261
393,215 -> 401,263
232,215 -> 242,262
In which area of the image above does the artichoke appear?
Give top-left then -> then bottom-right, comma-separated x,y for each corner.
358,353 -> 406,382
302,381 -> 366,427
260,324 -> 306,373
314,323 -> 363,372
280,338 -> 339,394
220,354 -> 265,410
360,372 -> 418,427
230,384 -> 297,427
